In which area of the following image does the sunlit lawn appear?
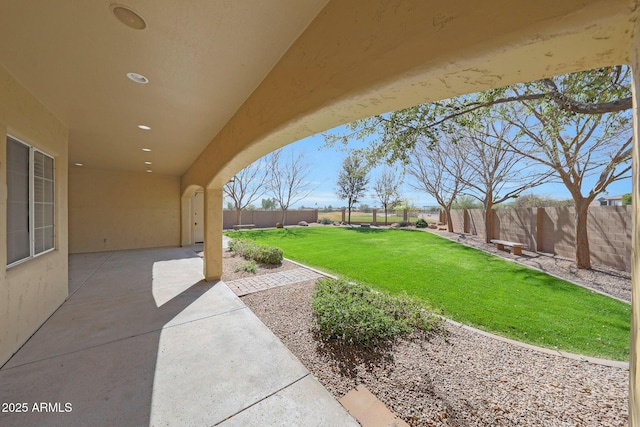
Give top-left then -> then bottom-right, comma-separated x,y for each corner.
227,226 -> 630,360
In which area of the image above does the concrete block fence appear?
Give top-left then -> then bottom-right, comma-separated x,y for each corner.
442,206 -> 631,272
223,209 -> 319,230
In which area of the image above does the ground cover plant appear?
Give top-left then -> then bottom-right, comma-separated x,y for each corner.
227,227 -> 631,360
235,260 -> 258,274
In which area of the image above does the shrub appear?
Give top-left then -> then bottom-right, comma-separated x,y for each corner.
311,278 -> 441,346
228,239 -> 283,265
242,241 -> 260,260
398,221 -> 410,227
235,260 -> 257,274
415,218 -> 428,228
228,239 -> 258,258
276,222 -> 284,228
227,239 -> 241,253
255,245 -> 283,265
320,217 -> 332,225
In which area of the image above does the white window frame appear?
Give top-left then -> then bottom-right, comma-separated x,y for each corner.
6,135 -> 55,268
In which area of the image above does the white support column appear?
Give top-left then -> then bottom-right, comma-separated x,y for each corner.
630,57 -> 640,424
203,186 -> 223,281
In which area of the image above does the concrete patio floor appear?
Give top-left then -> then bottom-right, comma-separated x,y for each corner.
0,246 -> 357,426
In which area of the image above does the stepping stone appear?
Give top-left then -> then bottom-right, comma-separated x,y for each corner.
339,385 -> 409,427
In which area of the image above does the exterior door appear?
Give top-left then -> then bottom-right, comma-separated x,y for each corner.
192,190 -> 204,243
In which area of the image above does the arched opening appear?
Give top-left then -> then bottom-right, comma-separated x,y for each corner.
181,184 -> 204,247
175,3 -> 640,418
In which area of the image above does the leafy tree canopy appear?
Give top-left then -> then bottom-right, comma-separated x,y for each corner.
324,65 -> 631,166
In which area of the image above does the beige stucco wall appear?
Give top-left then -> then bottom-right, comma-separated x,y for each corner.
0,66 -> 69,366
182,0 -> 632,194
69,168 -> 180,253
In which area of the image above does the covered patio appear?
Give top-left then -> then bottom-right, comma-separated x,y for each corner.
2,0 -> 640,424
0,245 -> 356,425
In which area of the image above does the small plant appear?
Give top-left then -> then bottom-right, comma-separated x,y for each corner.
276,222 -> 284,228
227,239 -> 241,253
398,221 -> 410,227
228,239 -> 258,258
320,218 -> 332,225
235,260 -> 258,274
311,278 -> 441,346
415,218 -> 428,228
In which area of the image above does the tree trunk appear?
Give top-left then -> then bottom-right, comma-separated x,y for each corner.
281,209 -> 287,225
384,206 -> 388,225
483,205 -> 493,243
237,208 -> 242,225
575,203 -> 592,269
445,208 -> 454,232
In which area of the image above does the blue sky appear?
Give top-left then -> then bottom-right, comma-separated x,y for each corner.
269,125 -> 632,209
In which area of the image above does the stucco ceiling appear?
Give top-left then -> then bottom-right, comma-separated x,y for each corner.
0,0 -> 328,175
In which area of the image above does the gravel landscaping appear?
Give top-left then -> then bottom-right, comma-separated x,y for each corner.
225,233 -> 630,426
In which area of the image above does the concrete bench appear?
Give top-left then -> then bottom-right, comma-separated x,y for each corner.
490,239 -> 523,255
233,224 -> 255,230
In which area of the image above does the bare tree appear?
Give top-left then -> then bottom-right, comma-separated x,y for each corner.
408,137 -> 469,232
500,99 -> 632,269
372,168 -> 403,225
267,149 -> 313,224
224,158 -> 268,225
336,154 -> 370,224
460,119 -> 552,242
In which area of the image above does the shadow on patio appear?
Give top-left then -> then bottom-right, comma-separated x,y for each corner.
0,246 -> 355,426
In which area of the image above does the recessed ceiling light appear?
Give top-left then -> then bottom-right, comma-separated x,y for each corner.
127,72 -> 149,84
111,4 -> 147,30
146,169 -> 153,173
144,161 -> 152,165
74,163 -> 84,167
142,148 -> 152,152
138,125 -> 151,130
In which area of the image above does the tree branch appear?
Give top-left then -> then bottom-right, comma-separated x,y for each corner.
539,78 -> 632,114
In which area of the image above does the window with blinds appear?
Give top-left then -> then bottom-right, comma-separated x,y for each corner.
6,136 -> 55,266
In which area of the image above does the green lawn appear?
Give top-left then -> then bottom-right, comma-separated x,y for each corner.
227,227 -> 631,360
